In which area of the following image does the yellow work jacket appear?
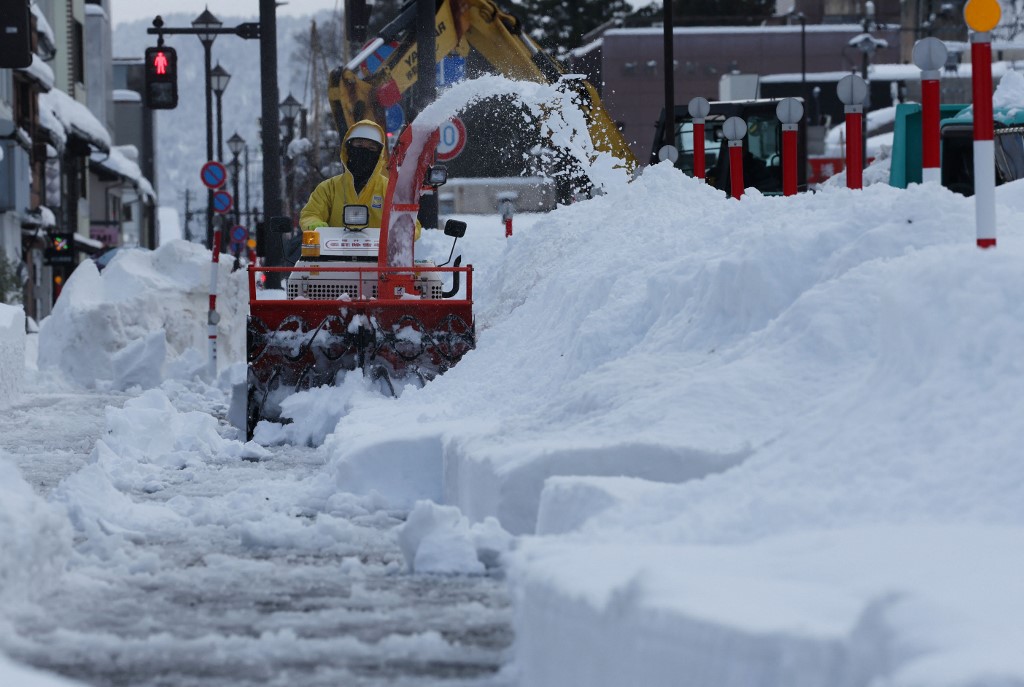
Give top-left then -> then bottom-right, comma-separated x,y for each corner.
299,119 -> 420,239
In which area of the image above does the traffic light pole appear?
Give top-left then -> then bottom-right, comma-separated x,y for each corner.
148,14 -> 284,282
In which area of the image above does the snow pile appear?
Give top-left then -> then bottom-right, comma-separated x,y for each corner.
0,653 -> 87,687
397,501 -> 513,574
0,304 -> 25,406
0,456 -> 72,613
37,241 -> 247,389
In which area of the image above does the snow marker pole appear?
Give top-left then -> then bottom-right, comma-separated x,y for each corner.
728,141 -> 744,199
912,37 -> 948,185
921,77 -> 942,184
693,120 -> 706,180
971,33 -> 996,248
688,97 -> 711,181
782,124 -> 799,196
845,106 -> 863,190
964,0 -> 1000,248
722,116 -> 747,200
775,98 -> 804,197
208,228 -> 221,379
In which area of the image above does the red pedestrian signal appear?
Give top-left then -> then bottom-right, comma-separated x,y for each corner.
144,46 -> 178,110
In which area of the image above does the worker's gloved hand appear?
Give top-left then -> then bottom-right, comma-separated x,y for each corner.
305,221 -> 329,230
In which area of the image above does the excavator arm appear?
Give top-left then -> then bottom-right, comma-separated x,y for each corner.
327,0 -> 637,169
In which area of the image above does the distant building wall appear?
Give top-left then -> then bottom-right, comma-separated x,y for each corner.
601,24 -> 901,162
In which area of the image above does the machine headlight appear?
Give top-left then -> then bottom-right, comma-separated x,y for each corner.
343,205 -> 369,227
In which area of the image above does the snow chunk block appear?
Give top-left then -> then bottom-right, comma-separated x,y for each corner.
0,304 -> 25,406
397,500 -> 513,574
0,454 -> 72,610
110,329 -> 167,391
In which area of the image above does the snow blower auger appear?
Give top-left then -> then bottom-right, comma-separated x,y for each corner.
245,125 -> 474,439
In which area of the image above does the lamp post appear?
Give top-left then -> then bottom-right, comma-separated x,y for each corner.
228,132 -> 245,228
192,9 -> 221,249
796,12 -> 806,123
211,63 -> 231,163
280,93 -> 302,220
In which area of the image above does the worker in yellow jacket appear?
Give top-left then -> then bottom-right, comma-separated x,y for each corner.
299,119 -> 419,239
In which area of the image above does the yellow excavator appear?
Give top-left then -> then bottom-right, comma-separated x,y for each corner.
327,0 -> 637,172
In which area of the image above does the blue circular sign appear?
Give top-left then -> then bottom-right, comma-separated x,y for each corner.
201,161 -> 227,190
230,225 -> 248,243
212,190 -> 233,214
385,104 -> 404,134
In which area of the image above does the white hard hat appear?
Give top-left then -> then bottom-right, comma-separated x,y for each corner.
346,123 -> 383,145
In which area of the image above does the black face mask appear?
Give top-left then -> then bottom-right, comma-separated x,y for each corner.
347,145 -> 380,191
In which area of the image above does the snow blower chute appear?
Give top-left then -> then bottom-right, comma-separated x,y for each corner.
245,126 -> 475,439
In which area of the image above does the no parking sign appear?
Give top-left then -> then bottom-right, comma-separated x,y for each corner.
436,117 -> 466,161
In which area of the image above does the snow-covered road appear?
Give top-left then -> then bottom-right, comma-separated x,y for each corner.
0,386 -> 513,687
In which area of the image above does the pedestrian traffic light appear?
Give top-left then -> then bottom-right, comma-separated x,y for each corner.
144,46 -> 178,110
0,1 -> 32,69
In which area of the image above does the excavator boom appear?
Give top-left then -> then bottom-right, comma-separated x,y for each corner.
328,0 -> 637,170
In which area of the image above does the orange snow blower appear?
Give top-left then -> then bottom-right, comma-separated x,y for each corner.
245,126 -> 475,439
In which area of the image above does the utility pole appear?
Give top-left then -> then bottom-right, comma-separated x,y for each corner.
183,189 -> 192,241
662,0 -> 674,151
259,0 -> 284,288
414,0 -> 438,230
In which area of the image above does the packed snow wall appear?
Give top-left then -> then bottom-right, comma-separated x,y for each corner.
36,241 -> 248,389
0,303 -> 25,405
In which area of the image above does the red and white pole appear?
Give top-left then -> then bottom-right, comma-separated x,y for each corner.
971,32 -> 996,248
921,77 -> 942,183
688,97 -> 711,181
845,106 -> 864,190
836,74 -> 868,191
722,116 -> 747,200
728,141 -> 744,199
912,37 -> 948,185
693,119 -> 706,180
776,97 -> 804,197
782,124 -> 799,196
208,228 -> 221,378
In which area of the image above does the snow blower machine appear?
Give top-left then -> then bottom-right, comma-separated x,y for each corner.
245,125 -> 474,439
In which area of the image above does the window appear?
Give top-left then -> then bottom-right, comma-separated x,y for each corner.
72,20 -> 84,86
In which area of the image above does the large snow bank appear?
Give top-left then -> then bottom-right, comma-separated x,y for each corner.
283,81 -> 1024,683
37,241 -> 247,389
0,304 -> 25,406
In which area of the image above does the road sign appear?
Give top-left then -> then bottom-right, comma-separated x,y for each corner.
201,161 -> 227,190
385,104 -> 404,134
230,225 -> 248,244
212,190 -> 233,214
436,117 -> 467,161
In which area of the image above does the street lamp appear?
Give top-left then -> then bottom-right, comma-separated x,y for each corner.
280,93 -> 302,217
192,7 -> 221,249
210,62 -> 231,162
228,132 -> 245,227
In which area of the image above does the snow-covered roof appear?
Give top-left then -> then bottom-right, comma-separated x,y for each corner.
36,93 -> 67,150
20,204 -> 57,229
759,61 -> 1023,84
84,4 -> 107,19
38,88 -> 111,152
16,55 -> 55,91
90,145 -> 156,201
607,23 -> 873,37
29,2 -> 56,54
113,89 -> 142,103
569,38 -> 602,59
75,233 -> 105,250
